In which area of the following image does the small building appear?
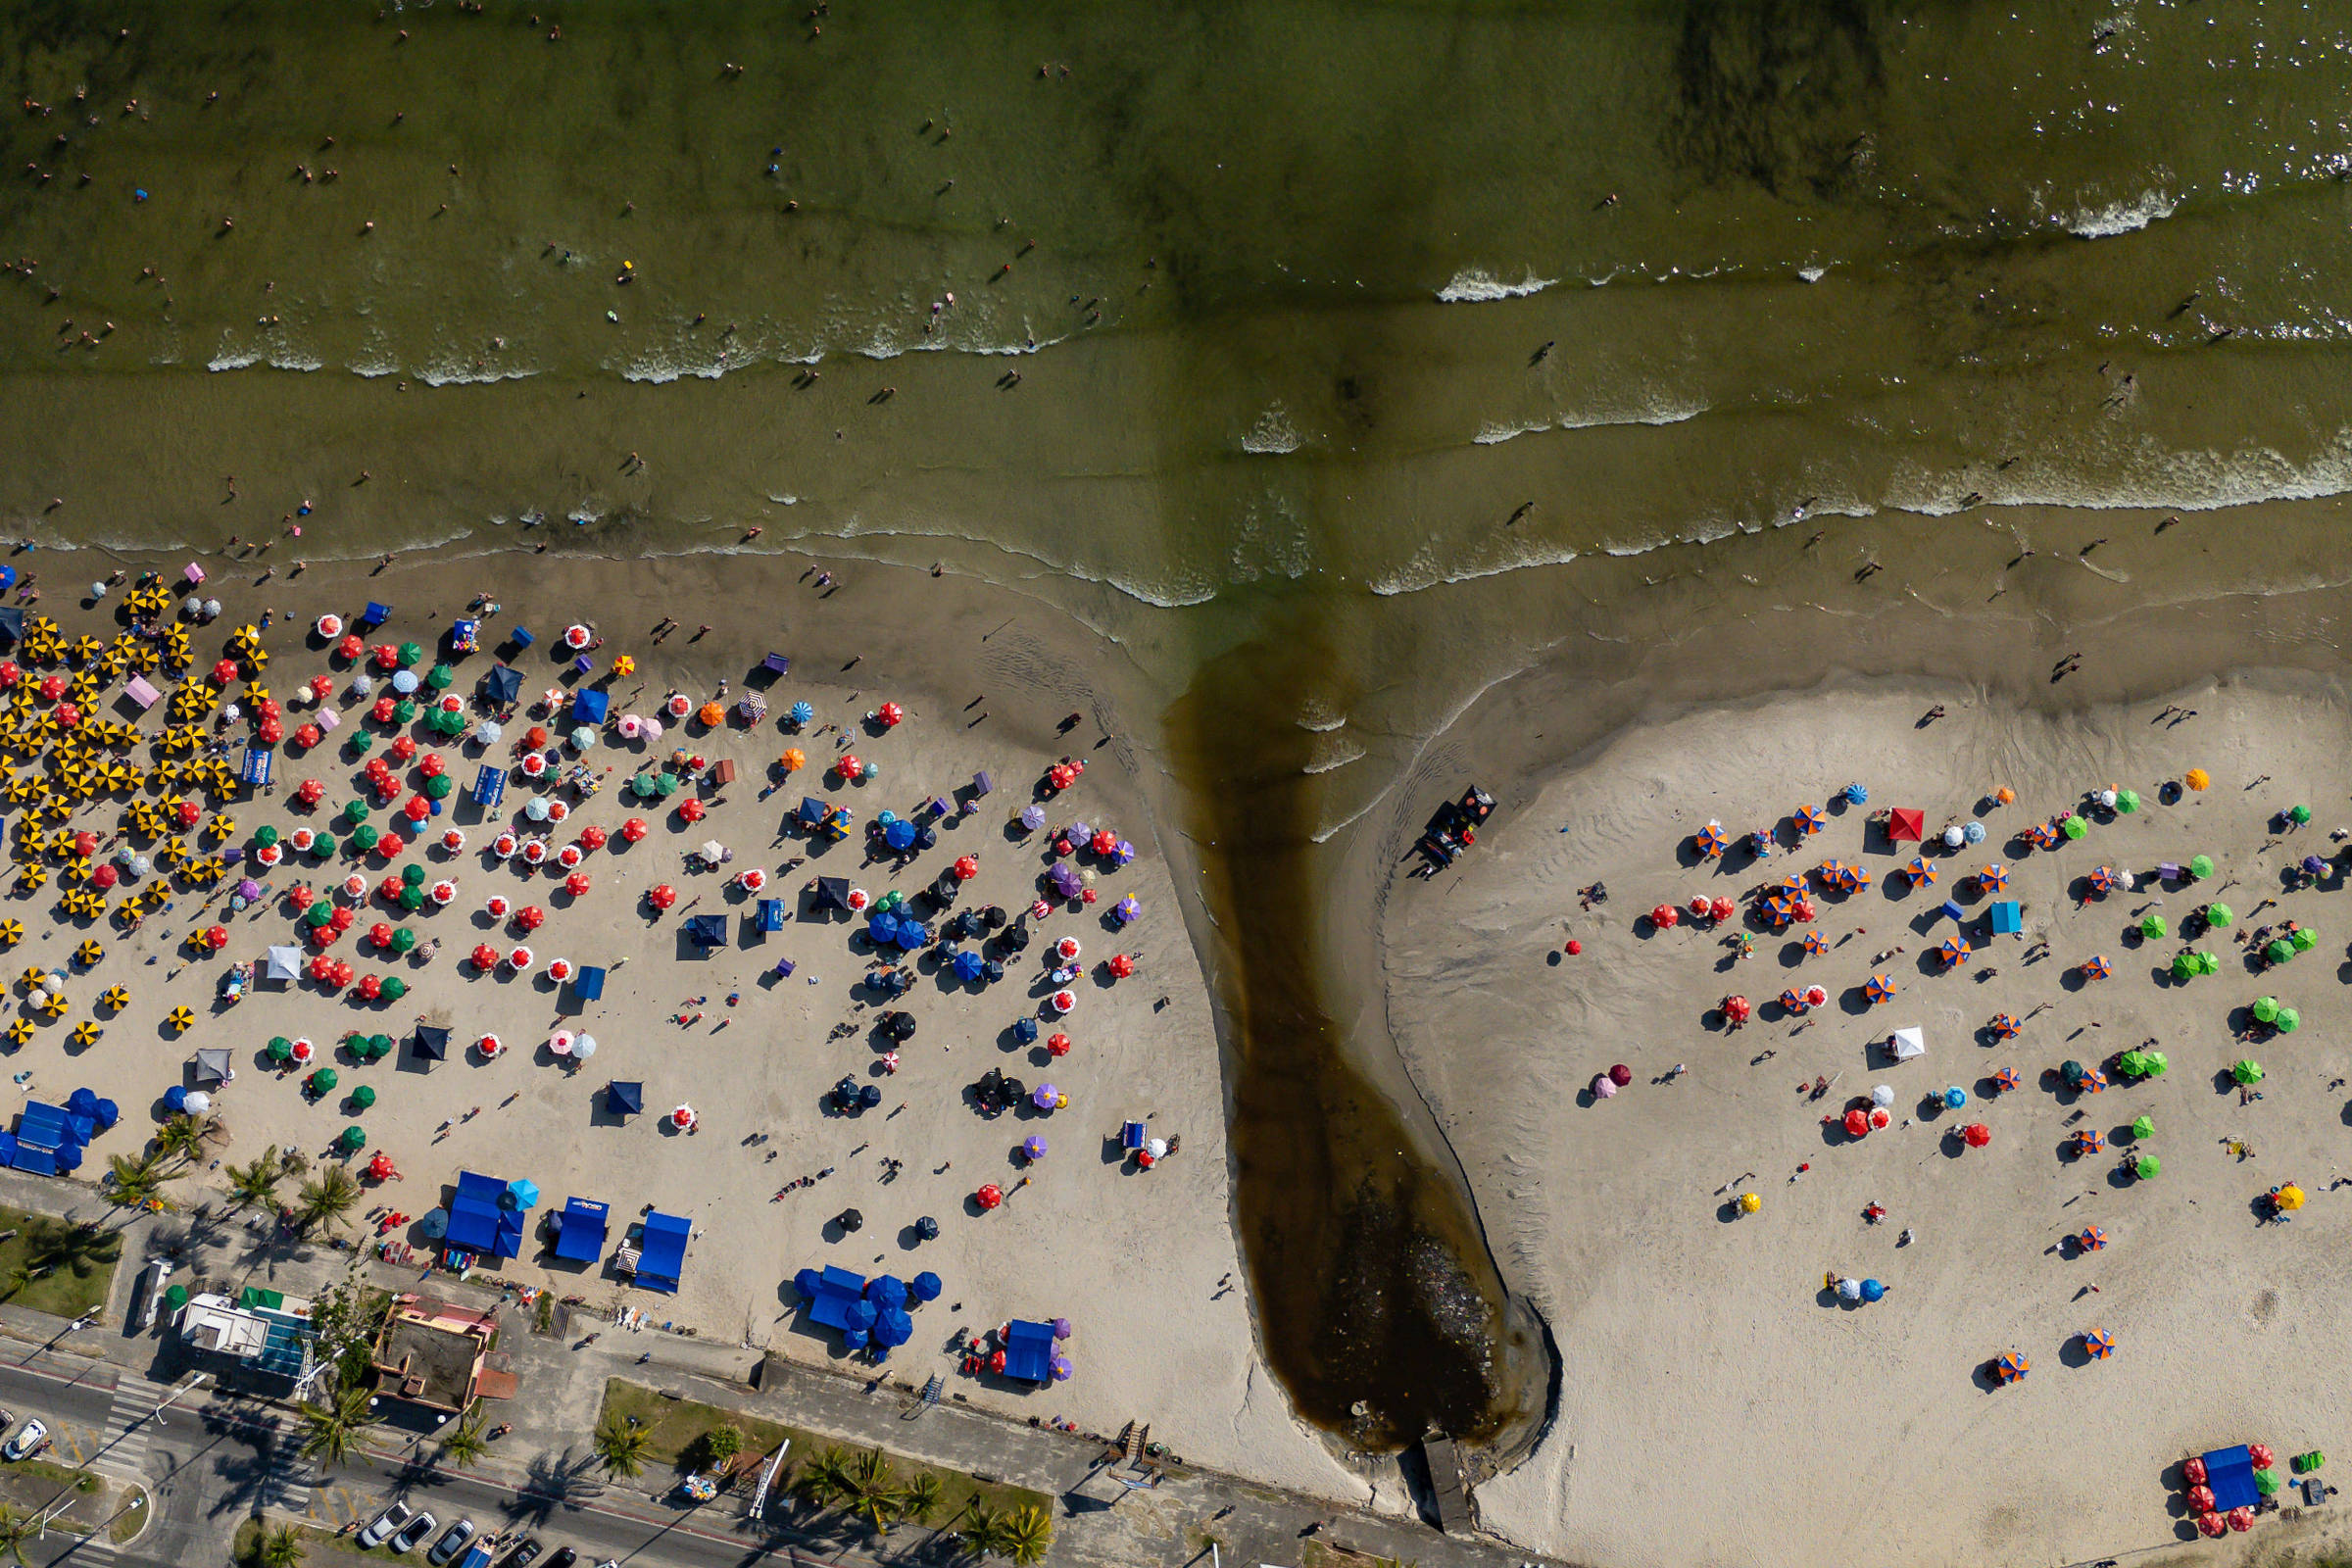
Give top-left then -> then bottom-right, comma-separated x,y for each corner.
369,1295 -> 514,1415
176,1289 -> 317,1388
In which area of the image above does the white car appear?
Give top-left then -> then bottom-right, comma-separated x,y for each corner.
2,1420 -> 46,1461
359,1503 -> 415,1549
391,1511 -> 440,1555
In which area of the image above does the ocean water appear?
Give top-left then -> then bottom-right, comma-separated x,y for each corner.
5,0 -> 2350,1454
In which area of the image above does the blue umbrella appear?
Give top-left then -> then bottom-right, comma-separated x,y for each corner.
1963,820 -> 1986,844
885,819 -> 916,852
983,958 -> 1005,982
794,1268 -> 823,1299
390,669 -> 419,694
858,1084 -> 882,1108
953,951 -> 984,982
1860,1278 -> 1886,1302
910,1270 -> 942,1300
914,1216 -> 940,1240
843,1328 -> 869,1349
788,701 -> 814,727
1942,1086 -> 1967,1109
868,1274 -> 908,1308
164,1085 -> 188,1113
66,1088 -> 97,1117
93,1099 -> 118,1129
868,910 -> 901,945
873,1307 -> 913,1348
847,1299 -> 877,1329
1013,1017 -> 1039,1044
52,1143 -> 80,1172
1843,783 -> 1868,805
418,1208 -> 449,1240
914,825 -> 937,851
503,1178 -> 540,1210
893,920 -> 928,951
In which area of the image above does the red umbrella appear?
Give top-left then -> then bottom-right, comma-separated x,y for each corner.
621,817 -> 649,843
377,876 -> 405,903
296,777 -> 325,806
2196,1514 -> 2226,1539
258,717 -> 282,745
372,774 -> 401,801
2228,1508 -> 2254,1533
36,674 -> 63,702
378,832 -> 406,858
358,974 -> 382,1001
1792,899 -> 1817,922
90,863 -> 118,890
204,924 -> 227,949
306,925 -> 334,950
72,831 -> 97,858
648,884 -> 678,910
259,698 -> 281,720
310,673 -> 335,700
418,753 -> 445,778
211,659 -> 240,685
329,907 -> 355,932
309,954 -> 335,980
372,643 -> 400,670
838,755 -> 864,781
1709,896 -> 1736,922
176,799 -> 203,827
470,944 -> 499,969
55,703 -> 81,728
371,697 -> 397,724
878,701 -> 904,726
1722,995 -> 1751,1023
335,633 -> 364,662
1649,904 -> 1680,930
328,961 -> 354,988
1962,1123 -> 1992,1149
954,855 -> 979,881
2187,1486 -> 2217,1513
1047,763 -> 1075,792
2250,1445 -> 2276,1471
678,798 -> 707,823
288,884 -> 317,910
366,757 -> 391,780
369,922 -> 394,949
976,1184 -> 1004,1209
368,1152 -> 399,1181
0,662 -> 18,688
564,872 -> 591,897
1868,1107 -> 1891,1129
1607,1063 -> 1632,1086
1843,1108 -> 1871,1137
1804,985 -> 1827,1007
296,723 -> 322,749
2184,1458 -> 2209,1486
403,796 -> 430,822
390,735 -> 417,762
579,825 -> 608,851
1047,1033 -> 1072,1057
1688,894 -> 1711,917
1091,829 -> 1117,857
1108,953 -> 1135,978
515,906 -> 546,932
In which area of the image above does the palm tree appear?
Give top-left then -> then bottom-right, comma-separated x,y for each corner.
957,1502 -> 1004,1559
592,1416 -> 649,1481
222,1148 -> 282,1211
292,1168 -> 361,1236
151,1113 -> 204,1165
275,1146 -> 310,1180
840,1446 -> 902,1535
0,1264 -> 32,1302
104,1152 -> 171,1214
897,1472 -> 945,1529
257,1522 -> 307,1568
297,1382 -> 378,1466
0,1503 -> 33,1566
435,1405 -> 490,1471
25,1220 -> 119,1282
792,1446 -> 855,1509
991,1504 -> 1053,1566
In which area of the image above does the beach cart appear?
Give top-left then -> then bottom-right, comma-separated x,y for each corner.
1120,1120 -> 1148,1152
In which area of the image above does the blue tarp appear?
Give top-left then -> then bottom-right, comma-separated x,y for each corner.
8,1146 -> 55,1177
471,764 -> 508,808
446,1169 -> 524,1259
481,664 -> 522,705
685,914 -> 727,949
239,747 -> 273,786
607,1080 -> 642,1114
1003,1319 -> 1055,1383
571,689 -> 609,724
572,965 -> 606,1001
450,618 -> 479,653
552,1197 -> 610,1262
0,608 -> 22,650
757,899 -> 785,933
635,1211 -> 692,1293
2204,1446 -> 2260,1511
1989,900 -> 2024,934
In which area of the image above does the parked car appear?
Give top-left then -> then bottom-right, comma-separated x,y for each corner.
495,1539 -> 541,1568
542,1549 -> 577,1568
390,1510 -> 439,1554
426,1519 -> 476,1566
358,1503 -> 414,1549
2,1420 -> 47,1461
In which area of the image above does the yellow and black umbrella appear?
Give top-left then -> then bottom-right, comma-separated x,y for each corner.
68,1019 -> 99,1048
73,939 -> 102,967
4,1019 -> 31,1048
157,836 -> 187,867
241,645 -> 269,673
2,775 -> 37,806
164,1004 -> 193,1033
14,864 -> 46,892
0,920 -> 24,947
228,624 -> 263,653
97,984 -> 125,1011
37,991 -> 67,1019
207,815 -> 235,842
17,966 -> 47,992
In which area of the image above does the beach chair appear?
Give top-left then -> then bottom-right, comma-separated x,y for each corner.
1120,1120 -> 1147,1152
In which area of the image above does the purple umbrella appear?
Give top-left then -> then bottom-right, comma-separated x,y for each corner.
1069,821 -> 1092,846
1051,1316 -> 1072,1340
1114,840 -> 1136,865
2304,855 -> 2328,875
1049,862 -> 1083,899
1022,1135 -> 1049,1159
1050,1357 -> 1072,1381
236,878 -> 264,902
1113,896 -> 1141,924
1018,804 -> 1047,832
1033,1083 -> 1059,1108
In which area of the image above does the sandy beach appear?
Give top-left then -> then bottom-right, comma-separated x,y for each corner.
1384,675 -> 2352,1566
0,547 -> 1359,1505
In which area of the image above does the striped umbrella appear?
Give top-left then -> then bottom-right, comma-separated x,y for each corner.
1793,804 -> 1826,836
1991,1065 -> 2021,1091
2081,954 -> 2112,980
1906,857 -> 1937,886
1995,1350 -> 2029,1384
1988,1014 -> 2020,1040
2078,1225 -> 2107,1250
1936,937 -> 1972,967
2075,1129 -> 2105,1155
1693,822 -> 1729,858
2082,1329 -> 2114,1360
1977,863 -> 2008,891
1802,931 -> 1830,956
1864,974 -> 1895,1004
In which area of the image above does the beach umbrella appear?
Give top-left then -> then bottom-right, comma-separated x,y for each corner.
507,945 -> 535,971
1942,1085 -> 1967,1109
670,1103 -> 697,1130
1836,1277 -> 1861,1302
1961,1122 -> 1990,1149
2255,1470 -> 2283,1498
2169,952 -> 2201,981
1988,1015 -> 2021,1043
1858,1278 -> 1886,1303
2060,815 -> 2086,840
2139,914 -> 2166,940
2081,954 -> 2111,980
1842,1107 -> 1869,1137
1992,1349 -> 2028,1385
1978,863 -> 2008,891
1963,820 -> 1986,844
1906,857 -> 1936,886
2253,996 -> 2280,1024
1936,937 -> 1971,967
2195,1513 -> 2227,1539
1941,823 -> 1964,850
2292,925 -> 2318,952
2304,854 -> 2329,877
335,1125 -> 367,1154
2184,853 -> 2215,881
351,1084 -> 376,1110
2277,1006 -> 2301,1033
1791,804 -> 1825,836
308,1067 -> 339,1094
2232,1058 -> 2264,1085
1693,821 -> 1728,858
975,1183 -> 1004,1210
2267,938 -> 2295,965
1863,974 -> 1894,1004
2205,902 -> 2232,928
2082,1328 -> 2115,1359
2074,1226 -> 2111,1256
2088,865 -> 2118,894
1801,931 -> 1829,956
2276,1183 -> 2306,1211
2134,1153 -> 2161,1179
1592,1075 -> 1617,1101
2075,1129 -> 2104,1155
1648,904 -> 1679,930
2290,804 -> 2313,824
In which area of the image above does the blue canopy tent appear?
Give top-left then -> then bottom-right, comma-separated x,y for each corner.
633,1210 -> 692,1293
685,914 -> 728,950
757,899 -> 785,933
471,764 -> 508,808
445,1170 -> 524,1259
0,608 -> 23,650
572,964 -> 607,1001
17,1102 -> 75,1152
359,602 -> 393,630
1002,1319 -> 1056,1383
239,747 -> 273,787
481,664 -> 523,706
606,1080 -> 643,1116
413,1025 -> 450,1062
2204,1446 -> 2260,1511
1989,900 -> 2024,935
551,1197 -> 610,1263
797,796 -> 832,828
802,1265 -> 868,1330
572,688 -> 610,724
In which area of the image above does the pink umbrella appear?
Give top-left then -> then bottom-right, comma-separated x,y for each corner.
1591,1075 -> 1617,1099
617,714 -> 643,740
548,1030 -> 574,1055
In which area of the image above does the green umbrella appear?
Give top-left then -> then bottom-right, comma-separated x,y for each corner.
424,773 -> 454,800
337,1125 -> 367,1152
2291,926 -> 2317,952
425,663 -> 455,690
2060,815 -> 2086,840
255,824 -> 280,849
267,1035 -> 293,1062
304,903 -> 334,929
367,1033 -> 393,1060
310,831 -> 338,858
2205,902 -> 2233,927
2131,1114 -> 2154,1140
308,1067 -> 338,1094
2060,1058 -> 2087,1087
2169,953 -> 2198,981
431,710 -> 466,738
2115,788 -> 2139,813
389,927 -> 417,955
401,862 -> 426,886
347,731 -> 374,755
162,1284 -> 189,1311
2276,1006 -> 2300,1034
2195,951 -> 2221,975
2233,1058 -> 2265,1085
2135,1154 -> 2161,1179
398,886 -> 424,911
2144,1051 -> 2168,1076
2266,939 -> 2295,965
350,1084 -> 376,1109
379,975 -> 408,1002
2118,1050 -> 2149,1078
2188,854 -> 2215,880
2140,914 -> 2167,940
2290,804 -> 2313,824
2253,996 -> 2280,1024
393,698 -> 418,725
2256,1467 -> 2283,1497
397,642 -> 424,668
342,800 -> 368,825
632,773 -> 658,799
655,772 -> 678,798
350,823 -> 379,852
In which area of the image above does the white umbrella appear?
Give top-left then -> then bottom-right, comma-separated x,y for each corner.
570,1032 -> 597,1060
475,720 -> 503,746
1941,824 -> 1964,849
523,797 -> 550,821
699,840 -> 727,864
202,598 -> 221,619
569,725 -> 597,751
1837,1277 -> 1861,1301
1870,1084 -> 1895,1107
391,669 -> 419,694
351,673 -> 374,697
181,594 -> 204,616
87,580 -> 108,600
2098,788 -> 2118,808
641,715 -> 663,742
184,1091 -> 211,1115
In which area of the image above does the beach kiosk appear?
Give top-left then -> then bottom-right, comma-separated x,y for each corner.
1886,1026 -> 1927,1063
470,764 -> 508,810
550,1197 -> 610,1264
1989,900 -> 2024,936
239,746 -> 273,789
1001,1319 -> 1057,1385
444,1171 -> 524,1261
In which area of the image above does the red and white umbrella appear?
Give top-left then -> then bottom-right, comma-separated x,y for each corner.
846,887 -> 870,911
665,694 -> 692,718
506,945 -> 535,972
1055,937 -> 1082,961
492,833 -> 518,859
255,843 -> 284,867
441,827 -> 466,852
1051,990 -> 1076,1014
289,1037 -> 316,1064
547,958 -> 574,984
671,1104 -> 697,1130
737,867 -> 767,893
429,880 -> 457,906
475,1033 -> 505,1059
519,753 -> 548,778
342,874 -> 368,901
315,613 -> 344,640
546,799 -> 570,823
520,838 -> 548,864
289,827 -> 318,854
556,843 -> 584,869
564,624 -> 593,651
549,1030 -> 574,1055
485,894 -> 511,918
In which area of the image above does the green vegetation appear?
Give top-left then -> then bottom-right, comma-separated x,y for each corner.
434,1405 -> 490,1471
0,1208 -> 119,1317
257,1522 -> 307,1568
293,1168 -> 362,1237
960,1500 -> 1054,1565
687,1420 -> 743,1472
297,1383 -> 379,1466
222,1148 -> 285,1211
593,1415 -> 651,1480
0,1503 -> 32,1566
103,1152 -> 173,1216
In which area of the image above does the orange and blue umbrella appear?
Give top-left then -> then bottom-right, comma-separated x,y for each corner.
1694,821 -> 1729,858
1991,1065 -> 2021,1091
2081,1067 -> 2109,1093
2082,1328 -> 2114,1360
1907,857 -> 1937,886
2075,1129 -> 2105,1155
2081,954 -> 2112,980
1864,974 -> 1895,1004
1936,937 -> 1972,966
2078,1224 -> 2108,1251
1793,804 -> 1826,836
1988,1014 -> 2021,1041
1817,859 -> 1847,885
1995,1350 -> 2030,1384
2089,864 -> 2119,894
1776,871 -> 1808,897
1843,865 -> 1873,892
1978,862 -> 2009,891
1780,987 -> 1806,1013
1802,931 -> 1830,956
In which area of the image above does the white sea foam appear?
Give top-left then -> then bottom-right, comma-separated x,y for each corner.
414,363 -> 539,387
268,351 -> 323,372
206,349 -> 259,373
764,494 -> 801,507
2065,189 -> 2178,238
1301,735 -> 1368,776
1296,698 -> 1348,734
1471,397 -> 1708,448
1437,269 -> 1556,304
1241,406 -> 1300,455
1798,266 -> 1829,283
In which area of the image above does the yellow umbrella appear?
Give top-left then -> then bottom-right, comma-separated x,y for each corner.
229,624 -> 262,651
17,966 -> 47,992
73,939 -> 102,967
207,815 -> 236,842
98,984 -> 125,1011
37,991 -> 67,1019
241,646 -> 269,672
2276,1183 -> 2307,1211
68,1019 -> 98,1048
612,654 -> 636,676
165,1004 -> 193,1033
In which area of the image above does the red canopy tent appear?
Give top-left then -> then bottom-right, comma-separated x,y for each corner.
1887,807 -> 1927,843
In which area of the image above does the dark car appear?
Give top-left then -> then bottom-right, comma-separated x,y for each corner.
497,1541 -> 542,1568
543,1549 -> 578,1568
